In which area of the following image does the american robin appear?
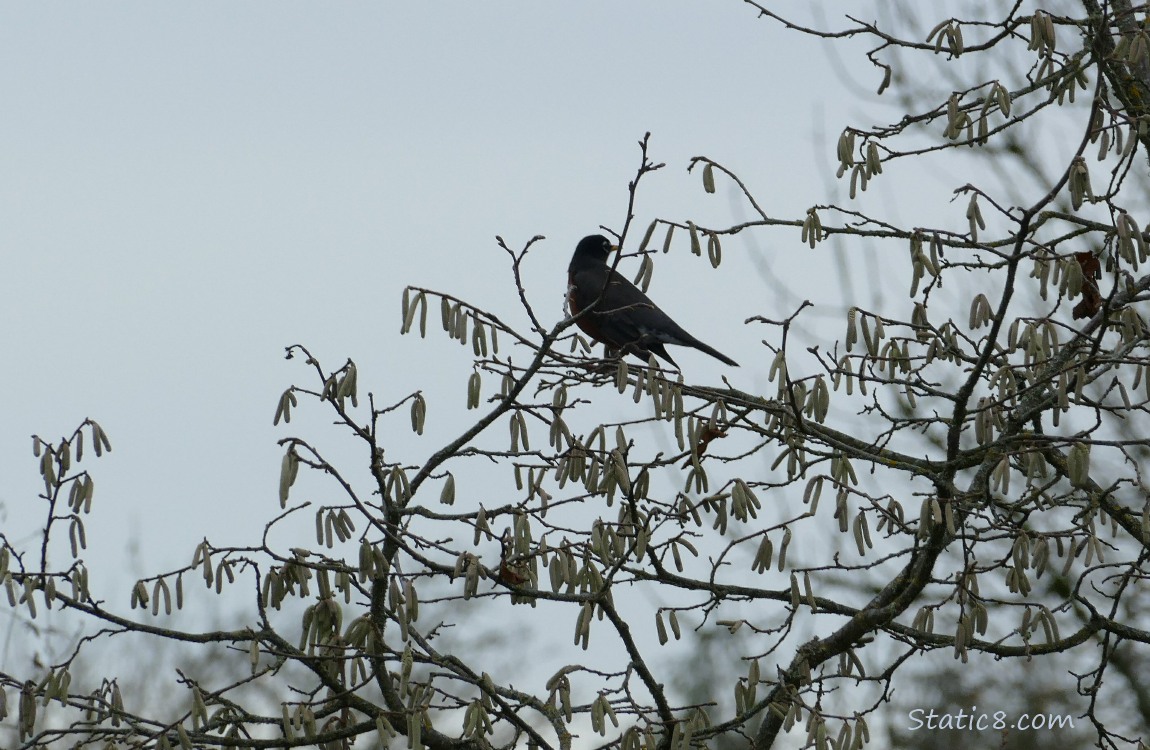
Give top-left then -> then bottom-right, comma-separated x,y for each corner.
567,234 -> 739,367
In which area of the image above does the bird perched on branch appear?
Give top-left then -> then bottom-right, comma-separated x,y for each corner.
566,234 -> 738,367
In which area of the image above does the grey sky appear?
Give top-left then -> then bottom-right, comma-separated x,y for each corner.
3,8 -> 1127,748
1,4 -> 904,588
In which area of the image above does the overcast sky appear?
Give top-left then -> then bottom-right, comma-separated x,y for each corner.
1,3 -> 974,614
2,9 -> 1124,748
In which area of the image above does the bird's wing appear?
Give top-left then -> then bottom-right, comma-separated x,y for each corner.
596,270 -> 697,345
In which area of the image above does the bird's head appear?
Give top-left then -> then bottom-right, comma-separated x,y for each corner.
574,234 -> 618,263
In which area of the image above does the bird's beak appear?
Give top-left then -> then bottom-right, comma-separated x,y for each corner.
609,244 -> 619,253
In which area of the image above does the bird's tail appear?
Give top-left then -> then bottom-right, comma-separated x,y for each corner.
690,339 -> 739,367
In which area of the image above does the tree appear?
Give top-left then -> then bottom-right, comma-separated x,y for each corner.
5,1 -> 1150,748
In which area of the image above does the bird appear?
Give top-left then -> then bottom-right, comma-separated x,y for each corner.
566,234 -> 739,367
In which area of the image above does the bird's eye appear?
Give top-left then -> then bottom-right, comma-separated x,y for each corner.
602,239 -> 611,250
